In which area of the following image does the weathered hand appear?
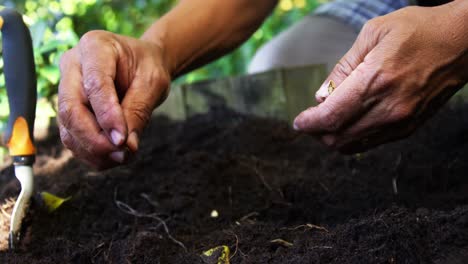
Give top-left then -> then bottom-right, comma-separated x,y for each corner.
294,2 -> 468,153
58,31 -> 170,169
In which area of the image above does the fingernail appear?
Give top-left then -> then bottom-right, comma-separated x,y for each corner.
293,118 -> 301,131
110,151 -> 125,163
127,132 -> 139,152
110,129 -> 124,146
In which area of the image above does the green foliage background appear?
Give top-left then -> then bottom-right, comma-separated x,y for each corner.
0,0 -> 325,134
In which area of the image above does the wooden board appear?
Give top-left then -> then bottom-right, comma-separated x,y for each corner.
156,64 -> 328,123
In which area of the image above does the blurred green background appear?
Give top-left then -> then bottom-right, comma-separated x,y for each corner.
0,0 -> 326,140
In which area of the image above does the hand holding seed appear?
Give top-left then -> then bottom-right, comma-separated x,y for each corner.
293,4 -> 468,153
58,31 -> 170,169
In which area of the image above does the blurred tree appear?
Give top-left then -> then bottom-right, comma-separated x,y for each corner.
0,0 -> 325,133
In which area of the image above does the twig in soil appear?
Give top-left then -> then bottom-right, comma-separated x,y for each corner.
277,188 -> 285,199
223,231 -> 240,261
239,212 -> 259,221
148,217 -> 171,231
92,242 -> 106,262
114,189 -> 187,252
310,246 -> 333,249
238,157 -> 273,192
270,239 -> 294,248
252,166 -> 273,192
236,212 -> 259,226
231,234 -> 239,260
392,153 -> 402,195
282,223 -> 329,233
392,177 -> 398,195
115,200 -> 186,251
140,193 -> 160,208
318,181 -> 330,193
104,239 -> 114,262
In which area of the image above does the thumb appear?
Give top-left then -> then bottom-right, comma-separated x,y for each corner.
316,19 -> 386,103
121,71 -> 170,152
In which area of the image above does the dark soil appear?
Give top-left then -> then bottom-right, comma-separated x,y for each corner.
1,103 -> 468,264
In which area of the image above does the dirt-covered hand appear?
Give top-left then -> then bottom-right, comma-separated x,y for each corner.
58,30 -> 170,169
293,2 -> 468,153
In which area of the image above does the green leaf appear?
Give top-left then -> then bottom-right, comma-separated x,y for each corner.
36,40 -> 63,54
39,65 -> 60,84
40,192 -> 71,212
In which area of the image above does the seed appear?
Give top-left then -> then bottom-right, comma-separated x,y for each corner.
328,80 -> 336,94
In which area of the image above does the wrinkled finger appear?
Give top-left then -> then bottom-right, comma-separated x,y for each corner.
121,68 -> 170,152
294,62 -> 379,135
316,18 -> 387,103
318,104 -> 417,153
59,124 -> 81,156
58,49 -> 121,164
59,124 -> 122,169
58,96 -> 124,166
79,31 -> 127,146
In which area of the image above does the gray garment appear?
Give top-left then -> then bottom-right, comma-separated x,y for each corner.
248,15 -> 358,74
313,0 -> 410,32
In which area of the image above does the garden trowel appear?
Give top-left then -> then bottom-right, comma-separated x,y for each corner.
0,8 -> 37,250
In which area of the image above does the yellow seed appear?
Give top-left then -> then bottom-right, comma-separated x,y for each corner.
328,80 -> 336,94
210,210 -> 219,218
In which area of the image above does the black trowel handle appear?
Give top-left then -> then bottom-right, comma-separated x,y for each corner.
0,9 -> 37,158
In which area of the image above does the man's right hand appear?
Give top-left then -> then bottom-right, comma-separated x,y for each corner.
58,30 -> 170,169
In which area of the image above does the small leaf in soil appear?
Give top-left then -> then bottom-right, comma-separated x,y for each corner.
40,192 -> 71,212
201,245 -> 230,264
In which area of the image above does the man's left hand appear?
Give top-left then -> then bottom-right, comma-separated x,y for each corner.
294,2 -> 468,153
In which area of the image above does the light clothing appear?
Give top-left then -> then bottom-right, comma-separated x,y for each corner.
248,16 -> 358,73
314,0 -> 410,32
248,0 -> 411,74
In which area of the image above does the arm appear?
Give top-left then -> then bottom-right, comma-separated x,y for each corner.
294,0 -> 468,153
143,0 -> 278,77
58,0 -> 277,169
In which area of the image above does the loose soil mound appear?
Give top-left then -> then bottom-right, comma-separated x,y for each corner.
1,104 -> 468,263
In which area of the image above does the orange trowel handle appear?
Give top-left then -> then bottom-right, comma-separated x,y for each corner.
0,9 -> 37,163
